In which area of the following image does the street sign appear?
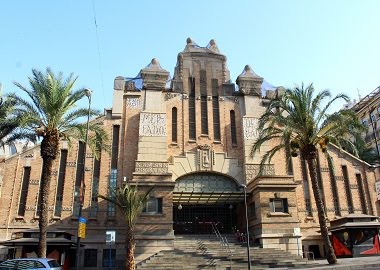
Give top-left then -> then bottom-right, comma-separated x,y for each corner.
106,231 -> 116,244
78,217 -> 87,238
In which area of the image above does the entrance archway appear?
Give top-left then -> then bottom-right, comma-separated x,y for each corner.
173,173 -> 244,234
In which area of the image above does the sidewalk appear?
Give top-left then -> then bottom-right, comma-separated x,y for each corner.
301,256 -> 380,269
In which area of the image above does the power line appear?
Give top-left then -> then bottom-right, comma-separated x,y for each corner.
91,0 -> 106,108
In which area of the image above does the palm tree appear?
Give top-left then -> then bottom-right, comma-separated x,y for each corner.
99,184 -> 153,270
251,83 -> 358,264
9,68 -> 107,258
0,94 -> 19,146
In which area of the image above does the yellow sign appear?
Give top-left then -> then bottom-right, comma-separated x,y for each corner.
78,217 -> 87,238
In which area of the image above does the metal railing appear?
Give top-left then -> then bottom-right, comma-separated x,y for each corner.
211,223 -> 233,269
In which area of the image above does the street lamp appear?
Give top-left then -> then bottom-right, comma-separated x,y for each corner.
76,88 -> 92,270
240,184 -> 251,270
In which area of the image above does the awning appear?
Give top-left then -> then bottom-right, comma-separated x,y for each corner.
173,191 -> 245,204
1,238 -> 77,247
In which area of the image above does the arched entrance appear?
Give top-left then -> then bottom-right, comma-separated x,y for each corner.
173,173 -> 244,234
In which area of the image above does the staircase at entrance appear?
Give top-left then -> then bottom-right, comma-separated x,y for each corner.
136,235 -> 320,269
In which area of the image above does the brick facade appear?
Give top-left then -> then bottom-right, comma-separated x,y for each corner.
0,38 -> 379,268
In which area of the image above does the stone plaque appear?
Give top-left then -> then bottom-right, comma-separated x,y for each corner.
126,97 -> 142,108
135,161 -> 168,174
139,112 -> 167,137
243,117 -> 259,140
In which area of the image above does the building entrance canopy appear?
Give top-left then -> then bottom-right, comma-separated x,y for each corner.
173,173 -> 245,204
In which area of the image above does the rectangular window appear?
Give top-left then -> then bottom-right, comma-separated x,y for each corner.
188,77 -> 196,140
89,150 -> 101,218
230,111 -> 237,145
327,156 -> 340,216
107,125 -> 120,217
342,165 -> 354,213
55,150 -> 68,217
107,169 -> 117,217
370,114 -> 376,123
200,96 -> 208,134
356,173 -> 367,214
269,198 -> 288,213
172,107 -> 178,143
84,249 -> 97,267
143,198 -> 163,214
73,142 -> 85,216
18,167 -> 31,216
212,96 -> 221,141
102,249 -> 116,267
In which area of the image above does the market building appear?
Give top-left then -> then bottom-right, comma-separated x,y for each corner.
0,38 -> 379,269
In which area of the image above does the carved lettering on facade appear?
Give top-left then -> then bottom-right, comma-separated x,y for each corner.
245,164 -> 275,180
126,97 -> 142,108
139,113 -> 167,137
135,161 -> 168,174
243,118 -> 259,140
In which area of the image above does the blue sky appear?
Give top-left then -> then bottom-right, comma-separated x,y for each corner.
1,1 -> 380,111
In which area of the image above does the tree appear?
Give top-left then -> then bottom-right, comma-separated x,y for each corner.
9,68 -> 107,258
99,184 -> 153,270
251,83 -> 357,264
0,94 -> 19,146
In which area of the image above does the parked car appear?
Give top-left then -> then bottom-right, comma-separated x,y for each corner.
0,258 -> 61,270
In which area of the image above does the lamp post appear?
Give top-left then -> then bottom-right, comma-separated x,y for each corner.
240,184 -> 251,270
75,88 -> 92,270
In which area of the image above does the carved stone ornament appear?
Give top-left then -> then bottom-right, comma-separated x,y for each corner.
243,117 -> 259,140
197,145 -> 213,171
245,164 -> 275,180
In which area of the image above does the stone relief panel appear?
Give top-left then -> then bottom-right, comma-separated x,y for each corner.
197,144 -> 214,171
139,112 -> 167,137
245,164 -> 275,181
243,117 -> 259,140
135,161 -> 168,174
126,97 -> 142,108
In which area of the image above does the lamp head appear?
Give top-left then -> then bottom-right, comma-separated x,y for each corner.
240,184 -> 247,189
84,88 -> 92,98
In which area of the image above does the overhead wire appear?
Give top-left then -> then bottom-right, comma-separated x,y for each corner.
91,0 -> 106,108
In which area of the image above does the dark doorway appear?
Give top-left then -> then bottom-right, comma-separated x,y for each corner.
173,204 -> 236,234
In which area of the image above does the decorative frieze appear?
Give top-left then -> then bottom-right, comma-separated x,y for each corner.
335,176 -> 344,181
245,164 -> 275,180
66,162 -> 76,167
243,118 -> 259,140
320,167 -> 329,172
30,179 -> 40,185
135,161 -> 168,174
350,184 -> 358,189
139,112 -> 167,137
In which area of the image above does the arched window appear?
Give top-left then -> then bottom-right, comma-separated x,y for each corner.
172,107 -> 178,143
230,110 -> 237,145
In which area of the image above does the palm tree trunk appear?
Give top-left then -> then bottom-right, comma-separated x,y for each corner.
38,156 -> 54,258
125,227 -> 136,270
306,157 -> 337,264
